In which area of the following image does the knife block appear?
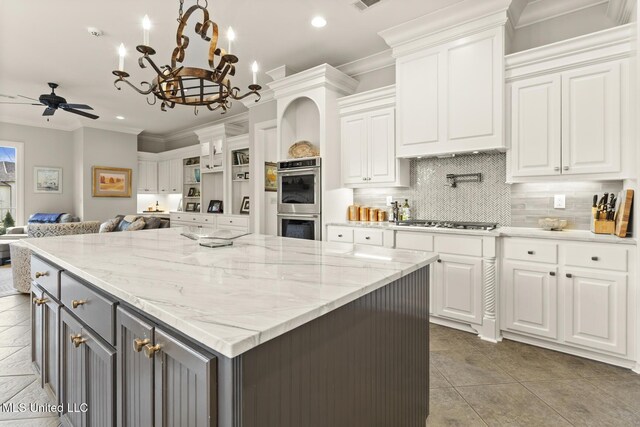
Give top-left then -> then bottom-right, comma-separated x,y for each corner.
591,219 -> 615,234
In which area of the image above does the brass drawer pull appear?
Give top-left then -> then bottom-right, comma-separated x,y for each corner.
70,334 -> 86,348
35,271 -> 49,279
32,297 -> 47,306
71,300 -> 86,309
144,343 -> 161,358
133,338 -> 151,353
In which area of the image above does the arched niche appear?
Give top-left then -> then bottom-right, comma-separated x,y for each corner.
279,96 -> 320,158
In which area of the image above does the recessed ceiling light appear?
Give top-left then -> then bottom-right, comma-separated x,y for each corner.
116,116 -> 125,120
311,16 -> 327,28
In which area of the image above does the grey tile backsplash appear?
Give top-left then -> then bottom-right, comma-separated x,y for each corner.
353,153 -> 622,230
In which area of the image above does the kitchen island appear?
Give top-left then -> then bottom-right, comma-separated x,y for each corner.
25,228 -> 437,427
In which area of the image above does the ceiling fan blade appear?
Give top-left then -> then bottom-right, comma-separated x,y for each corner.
64,108 -> 99,120
0,102 -> 41,105
18,95 -> 40,102
60,103 -> 93,110
43,107 -> 55,116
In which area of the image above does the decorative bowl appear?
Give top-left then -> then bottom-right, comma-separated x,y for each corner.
538,218 -> 568,231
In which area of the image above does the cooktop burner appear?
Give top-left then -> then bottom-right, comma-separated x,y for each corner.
394,220 -> 498,231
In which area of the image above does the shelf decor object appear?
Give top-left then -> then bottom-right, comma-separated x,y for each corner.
288,141 -> 319,159
264,162 -> 277,192
240,196 -> 250,214
112,0 -> 261,114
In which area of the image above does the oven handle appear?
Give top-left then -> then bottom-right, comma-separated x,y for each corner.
277,167 -> 319,174
277,214 -> 320,219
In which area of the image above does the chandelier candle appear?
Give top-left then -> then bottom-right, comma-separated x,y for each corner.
142,15 -> 151,46
111,0 -> 261,114
118,43 -> 126,72
252,61 -> 258,85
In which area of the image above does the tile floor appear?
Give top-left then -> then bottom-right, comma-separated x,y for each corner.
1,293 -> 640,426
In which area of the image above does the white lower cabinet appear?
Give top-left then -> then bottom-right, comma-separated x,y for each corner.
434,255 -> 482,325
503,261 -> 558,339
326,225 -> 393,248
170,212 -> 249,233
502,237 -> 634,362
563,269 -> 627,355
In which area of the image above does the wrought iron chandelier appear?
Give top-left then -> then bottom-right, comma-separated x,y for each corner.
112,0 -> 261,114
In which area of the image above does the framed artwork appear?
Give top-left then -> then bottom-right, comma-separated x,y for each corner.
185,202 -> 196,212
264,162 -> 277,192
194,202 -> 200,212
235,173 -> 244,180
207,200 -> 223,213
92,166 -> 132,197
34,166 -> 62,193
240,196 -> 250,214
244,172 -> 250,180
187,187 -> 196,197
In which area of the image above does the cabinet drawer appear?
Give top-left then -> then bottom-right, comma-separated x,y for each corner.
61,273 -> 116,345
218,216 -> 249,227
198,215 -> 214,226
564,244 -> 628,272
503,239 -> 558,264
354,229 -> 384,246
31,256 -> 62,299
395,231 -> 434,251
327,227 -> 354,243
171,214 -> 200,223
434,235 -> 482,257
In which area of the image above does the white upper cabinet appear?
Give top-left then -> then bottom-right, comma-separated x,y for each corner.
561,62 -> 621,175
339,86 -> 409,188
506,25 -> 633,182
157,160 -> 171,193
169,158 -> 183,193
137,160 -> 157,193
394,27 -> 505,157
510,74 -> 562,177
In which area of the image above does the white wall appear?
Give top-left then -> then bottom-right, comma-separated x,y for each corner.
79,127 -> 138,222
0,122 -> 76,223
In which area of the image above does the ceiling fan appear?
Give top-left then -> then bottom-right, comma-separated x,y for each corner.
0,82 -> 99,120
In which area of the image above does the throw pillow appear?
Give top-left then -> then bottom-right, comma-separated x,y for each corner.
126,218 -> 146,231
143,217 -> 162,229
99,218 -> 120,233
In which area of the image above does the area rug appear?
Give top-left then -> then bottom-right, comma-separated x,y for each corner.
0,264 -> 17,297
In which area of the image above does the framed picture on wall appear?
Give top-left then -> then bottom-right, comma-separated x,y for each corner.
34,166 -> 62,193
207,200 -> 223,213
185,202 -> 196,212
187,187 -> 196,197
92,166 -> 132,197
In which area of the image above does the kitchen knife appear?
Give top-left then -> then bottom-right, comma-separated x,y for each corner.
592,195 -> 598,208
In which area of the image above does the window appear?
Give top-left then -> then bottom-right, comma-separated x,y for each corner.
0,141 -> 24,227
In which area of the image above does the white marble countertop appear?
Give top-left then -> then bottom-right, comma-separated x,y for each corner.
23,229 -> 438,358
327,222 -> 636,244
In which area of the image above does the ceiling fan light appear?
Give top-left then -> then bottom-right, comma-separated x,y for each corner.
311,16 -> 327,28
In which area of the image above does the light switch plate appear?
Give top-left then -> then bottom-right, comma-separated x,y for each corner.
554,194 -> 566,209
386,196 -> 393,206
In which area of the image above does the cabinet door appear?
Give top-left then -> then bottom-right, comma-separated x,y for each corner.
368,108 -> 396,184
31,284 -> 44,376
116,307 -> 154,427
563,270 -> 627,355
138,161 -> 148,192
446,28 -> 502,150
561,62 -> 621,175
84,325 -> 116,427
503,261 -> 558,339
169,159 -> 183,193
341,114 -> 368,185
158,160 -> 171,193
43,295 -> 60,400
396,49 -> 442,157
510,75 -> 562,177
146,161 -> 158,193
153,329 -> 216,427
60,309 -> 85,427
434,255 -> 482,324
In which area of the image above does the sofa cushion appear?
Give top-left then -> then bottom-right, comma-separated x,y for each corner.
143,216 -> 162,229
59,214 -> 80,223
126,218 -> 146,231
99,218 -> 121,233
116,215 -> 140,232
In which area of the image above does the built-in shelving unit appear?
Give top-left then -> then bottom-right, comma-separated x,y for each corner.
182,156 -> 201,212
228,138 -> 250,215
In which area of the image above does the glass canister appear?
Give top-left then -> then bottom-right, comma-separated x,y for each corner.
369,208 -> 378,222
359,206 -> 370,221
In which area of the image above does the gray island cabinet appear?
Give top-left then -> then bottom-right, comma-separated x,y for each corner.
26,230 -> 436,427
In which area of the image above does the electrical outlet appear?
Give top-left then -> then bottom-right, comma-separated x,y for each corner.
386,196 -> 393,206
554,194 -> 566,209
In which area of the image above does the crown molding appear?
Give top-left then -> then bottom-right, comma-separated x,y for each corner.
266,65 -> 297,81
338,85 -> 395,115
379,0 -> 510,56
75,122 -> 143,135
267,63 -> 358,100
515,0 -> 607,29
239,88 -> 275,109
505,23 -> 633,80
141,111 -> 250,143
336,49 -> 395,77
193,122 -> 245,140
607,0 -> 636,24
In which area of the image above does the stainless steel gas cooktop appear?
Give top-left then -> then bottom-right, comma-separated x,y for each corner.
394,220 -> 498,231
